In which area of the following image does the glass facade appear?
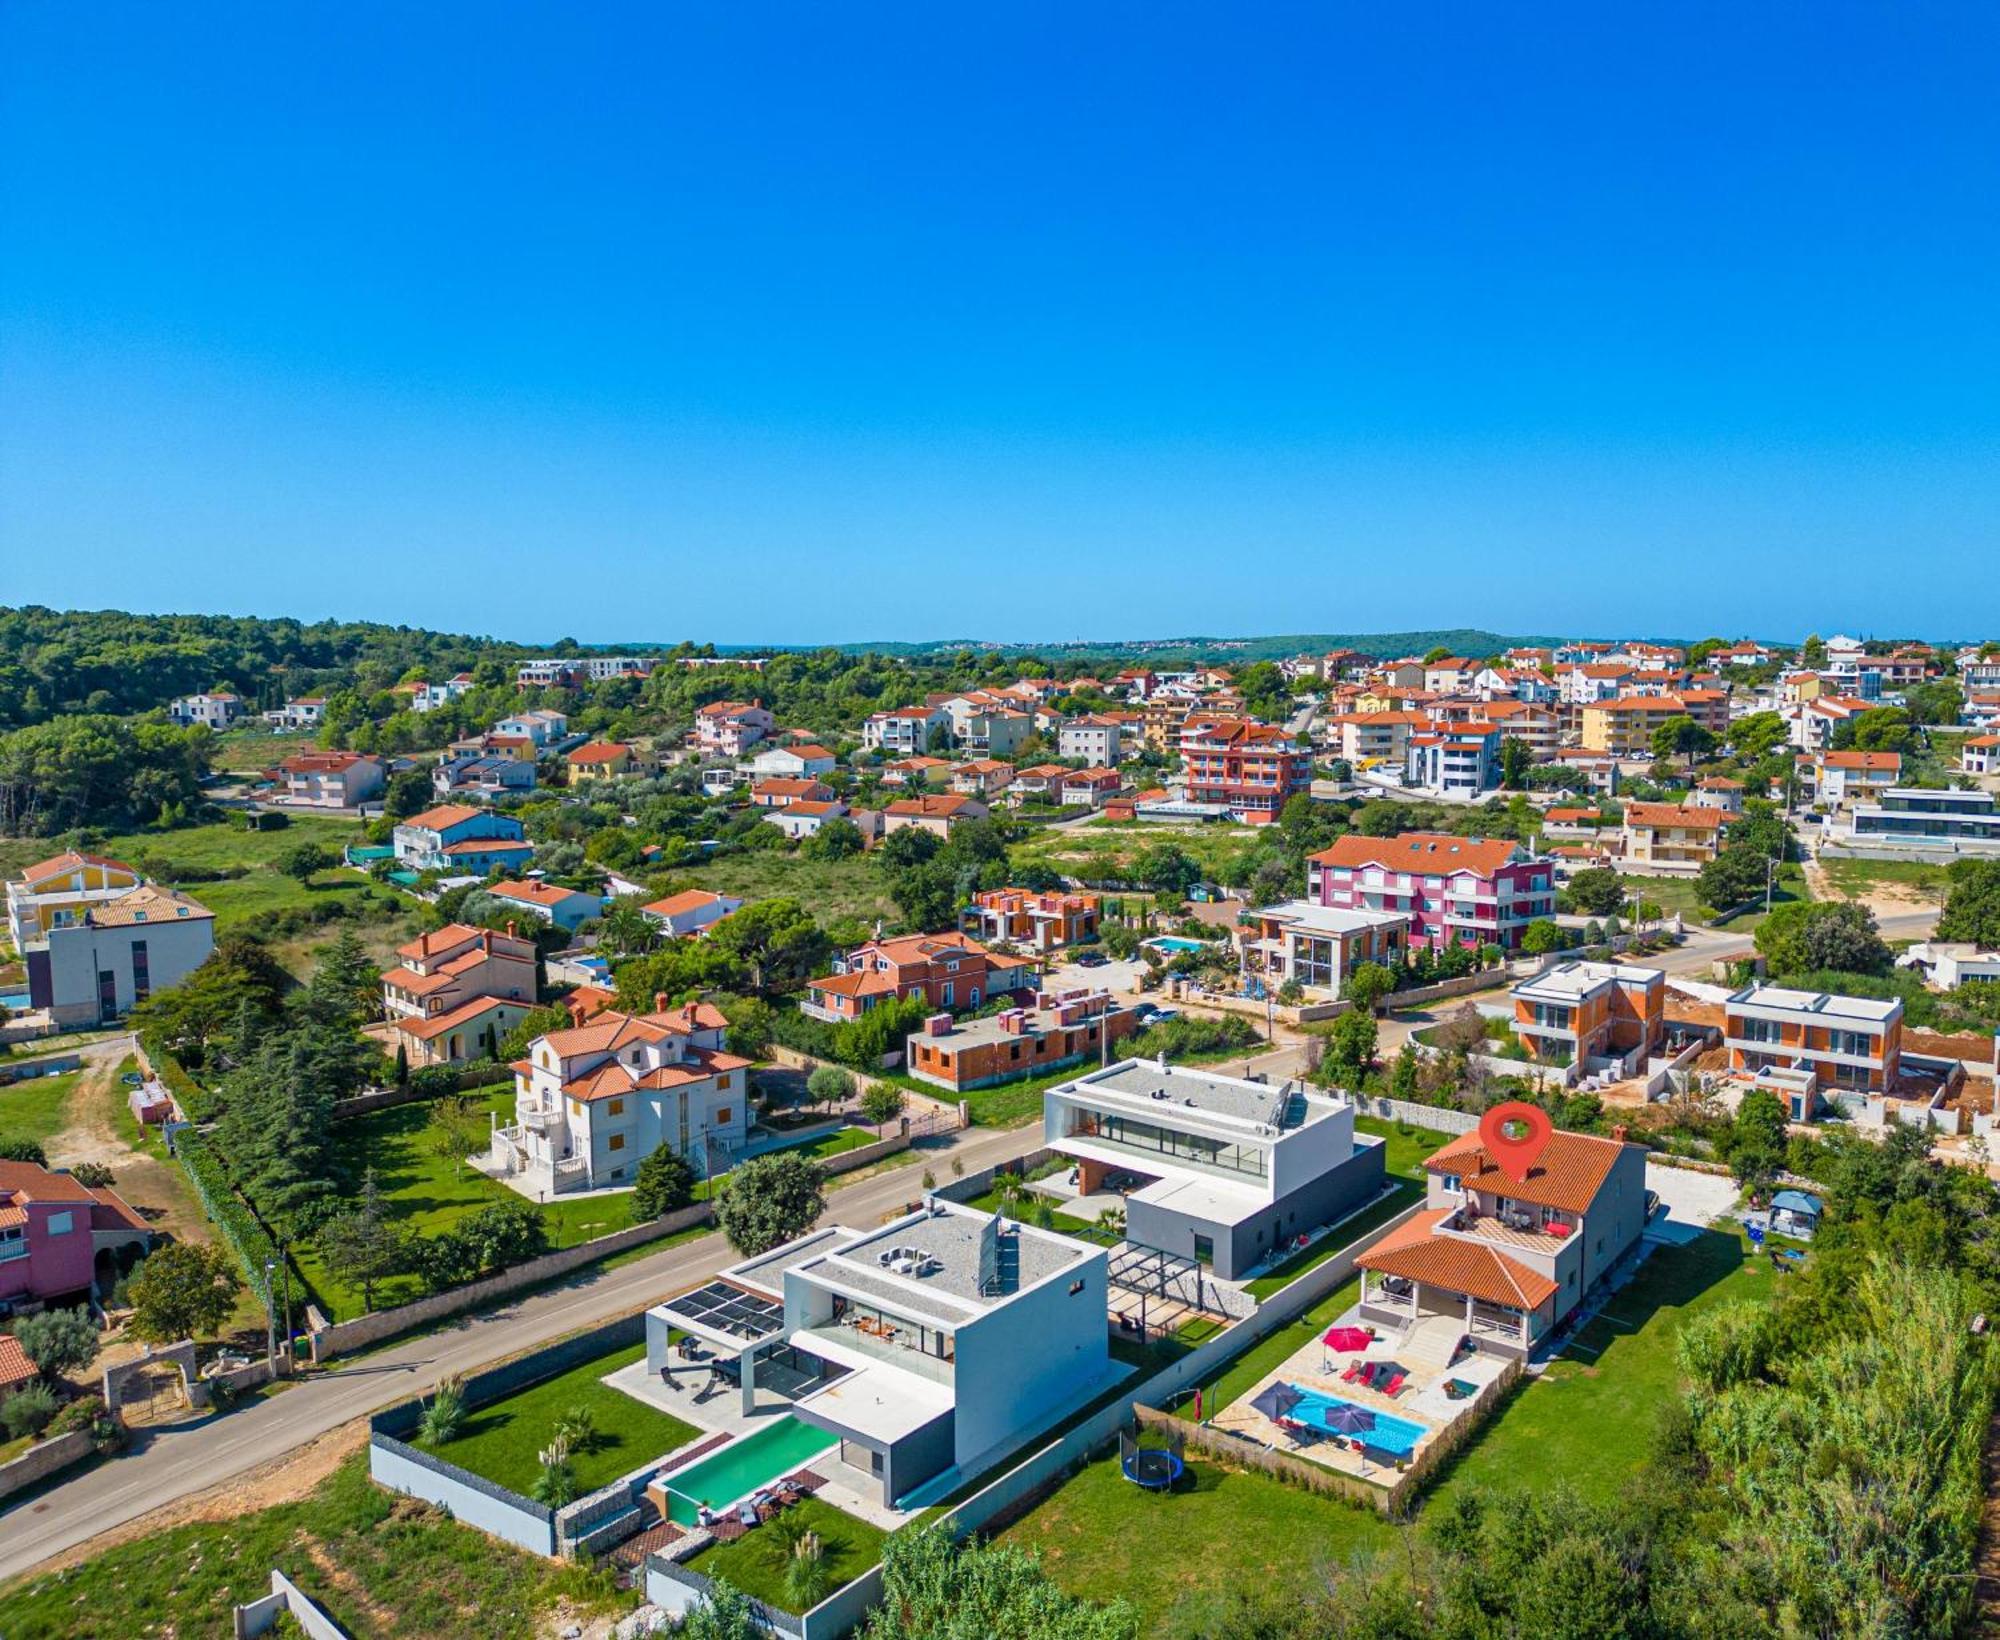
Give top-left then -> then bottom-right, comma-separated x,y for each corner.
1066,1107 -> 1268,1180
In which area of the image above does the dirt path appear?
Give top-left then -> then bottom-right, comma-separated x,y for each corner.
44,1050 -> 214,1249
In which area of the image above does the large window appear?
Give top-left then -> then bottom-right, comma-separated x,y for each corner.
1736,1016 -> 1782,1045
1067,1107 -> 1267,1180
829,1296 -> 954,1362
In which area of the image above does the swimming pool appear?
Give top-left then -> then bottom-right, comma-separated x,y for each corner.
661,1416 -> 837,1524
1283,1386 -> 1427,1456
1147,936 -> 1210,954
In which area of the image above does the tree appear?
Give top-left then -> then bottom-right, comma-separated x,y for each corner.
1498,736 -> 1533,788
863,1526 -> 1139,1640
67,1161 -> 115,1189
633,1146 -> 697,1218
1,1385 -> 58,1440
1904,680 -> 1963,728
1521,919 -> 1567,956
1649,713 -> 1716,770
1323,1009 -> 1377,1085
706,897 -> 831,994
12,1306 -> 99,1379
309,928 -> 381,1025
426,1094 -> 489,1176
0,1137 -> 48,1167
1389,1043 -> 1420,1101
860,1084 -> 906,1132
1727,711 -> 1791,760
271,841 -> 334,884
680,1583 -> 763,1640
1566,868 -> 1625,918
315,1170 -> 411,1312
1697,844 -> 1770,913
716,1152 -> 826,1255
1938,859 -> 2000,949
1344,961 -> 1397,1015
1721,1088 -> 1789,1191
804,817 -> 865,860
1836,706 -> 1915,754
806,1065 -> 857,1110
595,896 -> 655,957
499,1002 -> 572,1061
1755,900 -> 1891,978
128,1243 -> 242,1342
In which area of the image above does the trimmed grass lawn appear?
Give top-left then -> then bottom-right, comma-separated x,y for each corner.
299,1087 -> 641,1319
0,1452 -> 623,1640
1353,1115 -> 1454,1181
993,1447 -> 1393,1628
1000,1228 -> 1770,1626
439,1341 -> 697,1497
1242,1179 -> 1423,1300
684,1497 -> 888,1613
1626,862 -> 1810,931
1428,1226 -> 1770,1507
0,1069 -> 85,1149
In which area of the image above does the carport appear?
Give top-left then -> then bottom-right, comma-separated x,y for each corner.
647,1280 -> 789,1415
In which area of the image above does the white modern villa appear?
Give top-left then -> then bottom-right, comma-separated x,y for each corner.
488,1000 -> 754,1195
1044,1058 -> 1386,1279
646,1200 -> 1113,1507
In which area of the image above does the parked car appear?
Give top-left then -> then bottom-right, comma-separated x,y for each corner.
1074,951 -> 1111,968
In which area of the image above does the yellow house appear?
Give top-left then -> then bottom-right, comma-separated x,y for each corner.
567,741 -> 635,783
1581,697 -> 1689,757
6,851 -> 145,951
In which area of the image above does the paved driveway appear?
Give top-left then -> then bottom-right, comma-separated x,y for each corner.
1044,955 -> 1147,995
1643,1161 -> 1740,1244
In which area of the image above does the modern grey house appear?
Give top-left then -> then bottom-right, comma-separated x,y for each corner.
1044,1058 -> 1386,1279
646,1201 -> 1112,1508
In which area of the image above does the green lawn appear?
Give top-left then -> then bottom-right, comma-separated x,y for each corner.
1242,1179 -> 1423,1300
1007,822 -> 1270,888
667,849 -> 904,928
1428,1227 -> 1771,1506
0,813 -> 403,945
902,1042 -> 1265,1129
296,1087 -> 641,1319
436,1341 -> 698,1497
1353,1115 -> 1454,1181
0,1069 -> 85,1150
684,1497 -> 889,1613
993,1446 -> 1393,1628
1000,1228 -> 1769,1626
0,1452 -> 623,1640
1626,862 -> 1811,931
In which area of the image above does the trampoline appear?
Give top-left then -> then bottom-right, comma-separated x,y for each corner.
1119,1428 -> 1186,1491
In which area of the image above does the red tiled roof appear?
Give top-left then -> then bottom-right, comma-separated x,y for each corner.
403,803 -> 487,831
1622,802 -> 1727,831
20,850 -> 136,886
1426,1128 -> 1630,1215
1357,1218 -> 1559,1311
1309,832 -> 1526,878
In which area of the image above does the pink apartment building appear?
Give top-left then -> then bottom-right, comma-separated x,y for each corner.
1306,832 -> 1557,953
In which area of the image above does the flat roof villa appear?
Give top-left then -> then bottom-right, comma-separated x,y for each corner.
1237,899 -> 1409,1000
645,1201 -> 1114,1511
1845,787 -> 2000,855
1044,1059 -> 1386,1280
1510,960 -> 1665,1073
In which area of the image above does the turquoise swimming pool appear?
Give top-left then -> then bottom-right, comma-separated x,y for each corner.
661,1416 -> 837,1524
1147,936 -> 1209,954
1284,1386 -> 1427,1456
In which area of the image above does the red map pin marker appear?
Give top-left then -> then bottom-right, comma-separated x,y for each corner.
1478,1100 -> 1552,1185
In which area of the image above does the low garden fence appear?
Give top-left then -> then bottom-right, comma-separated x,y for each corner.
1132,1402 -> 1391,1513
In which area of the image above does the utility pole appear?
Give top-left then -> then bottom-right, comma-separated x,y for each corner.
263,1260 -> 277,1373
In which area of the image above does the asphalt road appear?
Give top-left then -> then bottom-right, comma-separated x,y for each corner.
0,1121 -> 1039,1582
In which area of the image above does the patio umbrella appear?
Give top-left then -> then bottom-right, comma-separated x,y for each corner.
1323,1326 -> 1372,1353
1249,1383 -> 1303,1422
1323,1402 -> 1376,1436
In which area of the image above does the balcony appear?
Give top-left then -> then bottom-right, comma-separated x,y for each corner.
801,1321 -> 955,1386
1443,1200 -> 1575,1253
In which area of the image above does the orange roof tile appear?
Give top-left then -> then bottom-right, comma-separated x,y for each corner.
1309,832 -> 1527,878
1357,1230 -> 1558,1311
1426,1127 -> 1629,1215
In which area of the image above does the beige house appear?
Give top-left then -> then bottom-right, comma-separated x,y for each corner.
1619,801 -> 1727,873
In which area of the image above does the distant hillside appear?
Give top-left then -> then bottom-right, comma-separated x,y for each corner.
726,630 -> 1571,664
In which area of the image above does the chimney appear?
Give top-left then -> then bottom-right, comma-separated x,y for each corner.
655,992 -> 670,1014
1611,1123 -> 1629,1142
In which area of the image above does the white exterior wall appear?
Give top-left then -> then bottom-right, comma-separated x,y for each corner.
946,1242 -> 1108,1466
44,915 -> 215,1027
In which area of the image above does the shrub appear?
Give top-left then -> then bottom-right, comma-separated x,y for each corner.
12,1306 -> 99,1378
1,1383 -> 59,1440
1677,1299 -> 1776,1394
66,1161 -> 116,1189
417,1374 -> 467,1446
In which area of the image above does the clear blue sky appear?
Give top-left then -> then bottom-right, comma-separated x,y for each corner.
4,3 -> 1996,645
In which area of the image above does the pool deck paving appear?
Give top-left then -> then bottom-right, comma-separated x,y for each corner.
1207,1308 -> 1507,1483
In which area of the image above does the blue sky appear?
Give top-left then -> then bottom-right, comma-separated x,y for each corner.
3,3 -> 1996,645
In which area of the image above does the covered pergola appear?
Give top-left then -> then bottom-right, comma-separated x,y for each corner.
649,1279 -> 789,1415
1105,1241 -> 1231,1336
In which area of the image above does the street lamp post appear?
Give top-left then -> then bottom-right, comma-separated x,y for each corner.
262,1260 -> 277,1373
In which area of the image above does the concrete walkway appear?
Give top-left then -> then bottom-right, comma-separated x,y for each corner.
0,1119 -> 1039,1582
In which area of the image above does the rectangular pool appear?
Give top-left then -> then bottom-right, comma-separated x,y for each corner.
661,1416 -> 837,1524
1147,936 -> 1209,954
1284,1386 -> 1427,1456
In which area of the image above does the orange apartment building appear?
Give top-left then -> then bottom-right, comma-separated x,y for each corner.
960,888 -> 1101,953
1723,983 -> 1903,1096
801,933 -> 1035,1022
381,922 -> 541,1066
1179,718 -> 1312,823
1619,801 -> 1729,872
905,990 -> 1141,1092
1510,961 -> 1665,1070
